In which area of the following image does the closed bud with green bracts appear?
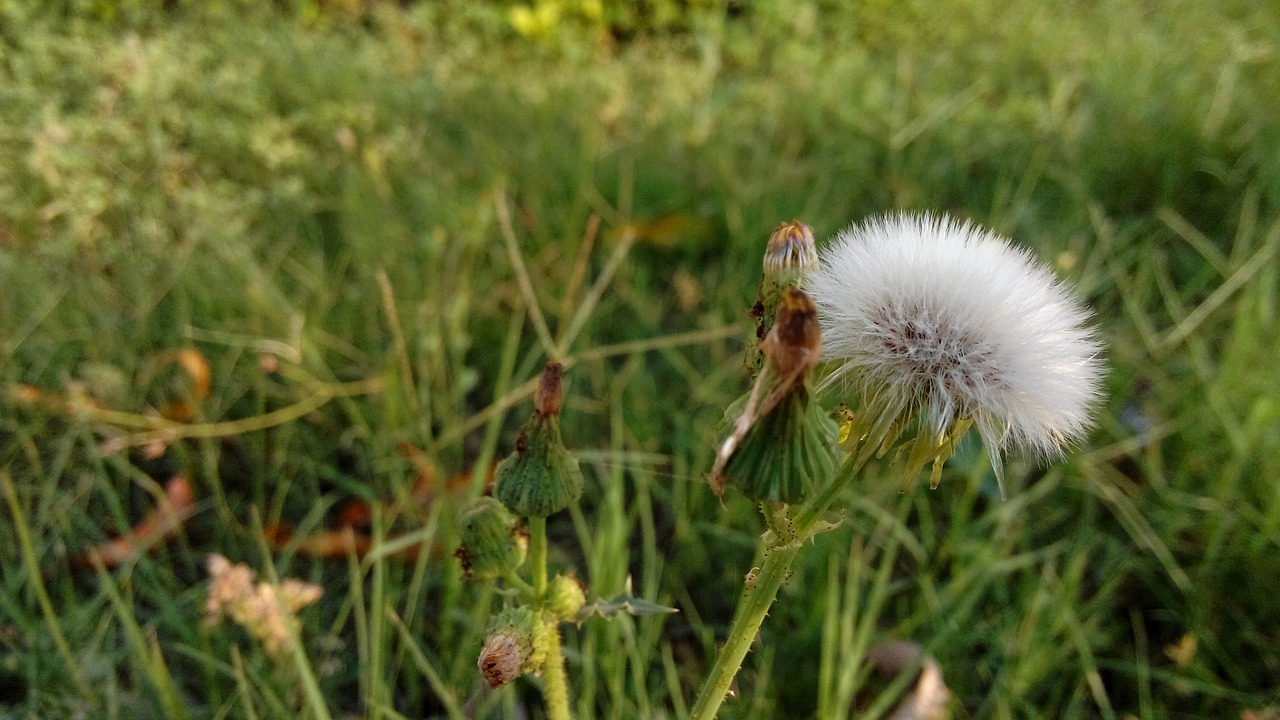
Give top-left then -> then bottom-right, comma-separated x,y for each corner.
477,607 -> 550,689
722,385 -> 838,504
546,574 -> 587,620
716,289 -> 838,504
454,497 -> 527,581
496,362 -> 584,518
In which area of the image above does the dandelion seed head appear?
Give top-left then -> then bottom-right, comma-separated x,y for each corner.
802,212 -> 1104,485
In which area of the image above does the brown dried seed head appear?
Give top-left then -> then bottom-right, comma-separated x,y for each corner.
534,362 -> 564,417
477,633 -> 525,689
764,288 -> 822,376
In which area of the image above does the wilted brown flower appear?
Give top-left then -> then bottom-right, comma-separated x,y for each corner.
205,554 -> 323,657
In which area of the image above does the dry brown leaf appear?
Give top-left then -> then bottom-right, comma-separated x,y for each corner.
265,522 -> 430,562
81,475 -> 196,568
338,451 -> 477,529
863,640 -> 951,720
155,348 -> 212,422
264,522 -> 390,560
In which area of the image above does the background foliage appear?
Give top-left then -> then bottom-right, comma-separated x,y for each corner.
2,1 -> 1279,718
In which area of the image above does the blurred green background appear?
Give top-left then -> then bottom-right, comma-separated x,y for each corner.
2,1 -> 1278,718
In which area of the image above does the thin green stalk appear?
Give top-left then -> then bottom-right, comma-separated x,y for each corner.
250,512 -> 333,720
388,611 -> 468,720
529,516 -> 549,598
540,621 -> 574,720
92,558 -> 189,720
502,568 -> 537,601
794,451 -> 870,531
2,471 -> 97,704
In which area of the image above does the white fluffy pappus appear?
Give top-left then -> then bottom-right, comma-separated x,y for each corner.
802,212 -> 1104,487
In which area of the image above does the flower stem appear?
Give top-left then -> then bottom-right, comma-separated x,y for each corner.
529,515 -> 548,598
540,620 -> 574,720
688,538 -> 803,720
526,515 -> 573,719
689,452 -> 869,719
793,450 -> 869,530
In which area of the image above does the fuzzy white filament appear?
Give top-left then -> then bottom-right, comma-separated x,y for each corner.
803,212 -> 1103,483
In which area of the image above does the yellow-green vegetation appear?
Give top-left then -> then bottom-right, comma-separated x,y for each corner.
2,1 -> 1279,718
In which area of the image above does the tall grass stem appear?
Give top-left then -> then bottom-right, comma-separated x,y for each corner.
1,471 -> 98,704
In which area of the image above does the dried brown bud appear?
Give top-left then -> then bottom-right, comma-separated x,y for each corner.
534,362 -> 564,417
864,641 -> 950,720
763,288 -> 822,377
478,633 -> 526,689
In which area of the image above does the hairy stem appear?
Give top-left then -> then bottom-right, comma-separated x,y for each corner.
689,452 -> 868,719
540,621 -> 574,720
689,539 -> 803,720
529,515 -> 548,598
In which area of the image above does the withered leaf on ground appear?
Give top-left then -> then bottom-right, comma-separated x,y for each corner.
80,475 -> 196,569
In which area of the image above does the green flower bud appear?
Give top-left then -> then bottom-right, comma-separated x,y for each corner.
722,385 -> 838,504
546,574 -> 587,620
495,363 -> 584,518
454,497 -> 527,581
477,607 -> 549,688
719,289 -> 838,504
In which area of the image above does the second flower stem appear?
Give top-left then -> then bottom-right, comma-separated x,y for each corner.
527,515 -> 573,720
529,515 -> 548,597
540,621 -> 573,720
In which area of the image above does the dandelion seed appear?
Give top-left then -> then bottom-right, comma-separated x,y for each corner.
803,212 -> 1103,494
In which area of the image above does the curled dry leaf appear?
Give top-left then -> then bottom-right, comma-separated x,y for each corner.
337,449 -> 480,529
9,382 -> 107,416
263,523 -> 374,559
81,475 -> 196,569
152,348 -> 212,422
266,457 -> 482,562
863,640 -> 950,720
264,522 -> 429,563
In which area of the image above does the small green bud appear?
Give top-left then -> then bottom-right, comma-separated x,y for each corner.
477,607 -> 549,688
495,363 -> 584,518
546,574 -> 587,620
454,497 -> 527,581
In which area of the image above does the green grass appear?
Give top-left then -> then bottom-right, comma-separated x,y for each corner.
2,1 -> 1279,718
